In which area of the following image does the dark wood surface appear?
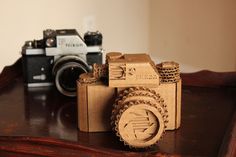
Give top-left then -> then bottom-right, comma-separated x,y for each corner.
0,58 -> 235,157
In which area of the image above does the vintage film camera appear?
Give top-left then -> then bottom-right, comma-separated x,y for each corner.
77,52 -> 181,148
22,29 -> 103,97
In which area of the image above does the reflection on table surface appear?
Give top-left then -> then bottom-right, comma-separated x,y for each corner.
0,78 -> 235,156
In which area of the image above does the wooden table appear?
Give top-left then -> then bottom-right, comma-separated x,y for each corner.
0,59 -> 235,157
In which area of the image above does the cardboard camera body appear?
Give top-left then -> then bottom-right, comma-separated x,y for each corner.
77,52 -> 181,148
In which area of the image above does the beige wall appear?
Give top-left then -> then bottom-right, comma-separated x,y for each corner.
150,0 -> 236,72
0,0 -> 149,71
0,0 -> 236,72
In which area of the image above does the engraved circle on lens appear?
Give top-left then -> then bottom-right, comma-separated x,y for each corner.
118,104 -> 164,148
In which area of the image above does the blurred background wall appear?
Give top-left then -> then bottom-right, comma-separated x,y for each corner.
150,0 -> 236,72
0,0 -> 235,72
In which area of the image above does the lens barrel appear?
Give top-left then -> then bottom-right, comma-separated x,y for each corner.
53,56 -> 89,97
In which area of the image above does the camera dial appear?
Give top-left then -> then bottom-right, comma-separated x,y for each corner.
46,38 -> 56,47
84,31 -> 103,46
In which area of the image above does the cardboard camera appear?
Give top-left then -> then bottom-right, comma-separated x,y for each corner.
77,52 -> 181,148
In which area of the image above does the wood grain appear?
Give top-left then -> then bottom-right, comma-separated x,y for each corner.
181,70 -> 236,87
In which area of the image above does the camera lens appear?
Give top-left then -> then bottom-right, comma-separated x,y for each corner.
58,64 -> 86,92
53,56 -> 89,97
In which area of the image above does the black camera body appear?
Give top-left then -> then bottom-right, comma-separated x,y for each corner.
22,29 -> 103,97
